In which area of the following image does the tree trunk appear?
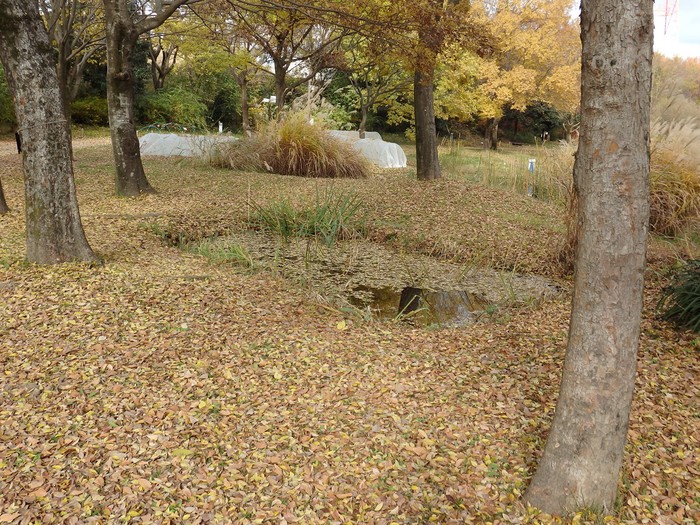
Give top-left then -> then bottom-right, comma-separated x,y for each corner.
0,0 -> 97,264
486,118 -> 499,150
359,104 -> 369,139
414,68 -> 440,180
149,41 -> 177,91
239,77 -> 251,136
0,178 -> 9,214
104,0 -> 155,197
524,0 -> 653,515
274,66 -> 286,118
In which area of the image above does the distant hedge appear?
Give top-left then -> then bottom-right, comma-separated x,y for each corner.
71,96 -> 109,126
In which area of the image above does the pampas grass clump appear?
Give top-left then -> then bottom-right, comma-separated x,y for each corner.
650,119 -> 700,236
213,112 -> 369,179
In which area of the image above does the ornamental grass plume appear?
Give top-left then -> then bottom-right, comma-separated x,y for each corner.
212,112 -> 369,179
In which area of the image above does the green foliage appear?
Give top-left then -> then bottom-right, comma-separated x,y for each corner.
0,64 -> 16,131
71,97 -> 109,126
165,69 -> 242,130
251,190 -> 366,246
214,112 -> 369,179
209,79 -> 241,131
188,240 -> 255,269
138,86 -> 208,131
658,260 -> 700,333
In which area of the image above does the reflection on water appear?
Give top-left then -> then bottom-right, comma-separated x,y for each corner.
349,285 -> 488,327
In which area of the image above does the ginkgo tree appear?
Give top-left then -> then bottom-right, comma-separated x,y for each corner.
439,0 -> 580,148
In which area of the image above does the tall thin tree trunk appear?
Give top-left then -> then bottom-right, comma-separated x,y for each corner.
524,0 -> 653,515
414,68 -> 440,180
0,0 -> 97,263
0,178 -> 8,214
486,118 -> 499,150
104,1 -> 154,197
239,78 -> 251,135
274,67 -> 286,118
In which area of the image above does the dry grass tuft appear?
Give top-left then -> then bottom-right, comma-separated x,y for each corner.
650,119 -> 700,237
213,112 -> 369,179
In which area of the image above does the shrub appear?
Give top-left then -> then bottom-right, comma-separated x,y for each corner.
214,112 -> 369,179
138,87 -> 208,131
71,96 -> 109,126
658,259 -> 700,333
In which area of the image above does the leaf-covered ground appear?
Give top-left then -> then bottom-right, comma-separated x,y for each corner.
0,139 -> 698,524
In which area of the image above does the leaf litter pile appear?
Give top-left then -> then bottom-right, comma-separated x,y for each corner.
0,139 -> 698,524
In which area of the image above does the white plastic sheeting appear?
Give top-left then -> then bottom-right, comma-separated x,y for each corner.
328,130 -> 407,168
328,130 -> 383,142
139,133 -> 237,158
351,139 -> 407,169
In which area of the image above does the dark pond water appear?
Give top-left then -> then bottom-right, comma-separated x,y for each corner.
348,285 -> 488,327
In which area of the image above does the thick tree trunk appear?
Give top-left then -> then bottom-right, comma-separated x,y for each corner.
414,68 -> 440,180
104,0 -> 155,197
0,178 -> 8,214
0,0 -> 97,264
486,118 -> 499,150
524,0 -> 653,515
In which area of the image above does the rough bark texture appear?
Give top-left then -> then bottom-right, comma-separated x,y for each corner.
0,0 -> 96,263
104,0 -> 155,197
524,0 -> 653,515
0,178 -> 9,214
414,68 -> 440,180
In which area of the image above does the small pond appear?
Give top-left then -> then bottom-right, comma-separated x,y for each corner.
196,232 -> 562,327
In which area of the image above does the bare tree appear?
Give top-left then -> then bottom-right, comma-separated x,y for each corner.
148,32 -> 178,90
225,0 -> 345,116
102,0 -> 197,197
40,0 -> 105,115
524,0 -> 653,515
0,0 -> 97,263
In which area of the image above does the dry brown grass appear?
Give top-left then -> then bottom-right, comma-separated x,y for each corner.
213,112 -> 369,179
650,119 -> 700,237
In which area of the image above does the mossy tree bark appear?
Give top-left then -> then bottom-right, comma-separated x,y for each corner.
0,0 -> 97,263
103,0 -> 154,197
524,0 -> 653,515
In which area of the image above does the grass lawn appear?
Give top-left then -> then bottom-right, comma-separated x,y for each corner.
0,136 -> 697,524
